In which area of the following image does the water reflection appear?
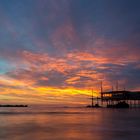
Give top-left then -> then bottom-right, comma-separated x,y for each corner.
0,107 -> 140,140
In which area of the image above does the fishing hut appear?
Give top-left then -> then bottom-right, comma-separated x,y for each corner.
100,82 -> 140,108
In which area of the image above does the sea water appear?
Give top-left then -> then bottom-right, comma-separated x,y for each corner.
0,106 -> 140,140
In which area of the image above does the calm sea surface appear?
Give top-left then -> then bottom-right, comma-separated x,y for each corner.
0,106 -> 140,140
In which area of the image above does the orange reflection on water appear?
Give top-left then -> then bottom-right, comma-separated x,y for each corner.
0,107 -> 139,140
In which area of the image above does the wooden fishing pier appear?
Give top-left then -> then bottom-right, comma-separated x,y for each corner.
89,82 -> 140,108
101,90 -> 140,108
100,81 -> 140,108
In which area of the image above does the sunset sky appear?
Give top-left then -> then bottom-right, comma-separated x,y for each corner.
0,0 -> 140,105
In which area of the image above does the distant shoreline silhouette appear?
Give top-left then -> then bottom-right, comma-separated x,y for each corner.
0,104 -> 28,107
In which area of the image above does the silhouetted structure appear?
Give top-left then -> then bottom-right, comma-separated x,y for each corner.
88,82 -> 140,108
101,82 -> 140,108
87,89 -> 101,108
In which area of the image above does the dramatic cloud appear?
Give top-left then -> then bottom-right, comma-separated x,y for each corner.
0,0 -> 140,105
